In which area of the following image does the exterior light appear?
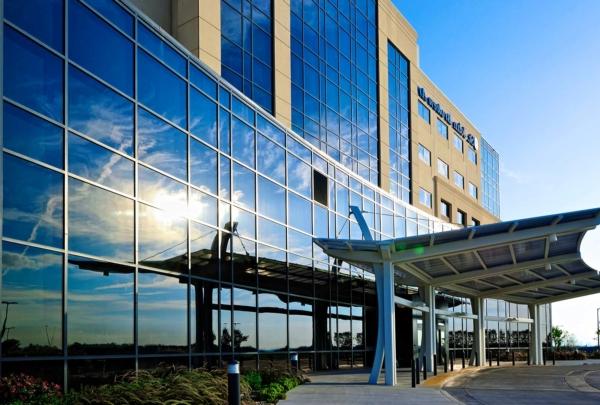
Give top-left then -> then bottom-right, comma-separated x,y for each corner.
570,279 -> 576,285
545,263 -> 552,271
549,233 -> 558,243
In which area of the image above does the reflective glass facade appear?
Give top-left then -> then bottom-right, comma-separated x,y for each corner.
1,0 -> 458,385
221,0 -> 274,113
290,0 -> 379,184
481,137 -> 500,217
387,42 -> 411,202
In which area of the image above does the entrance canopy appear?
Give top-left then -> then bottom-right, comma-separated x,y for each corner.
314,208 -> 600,305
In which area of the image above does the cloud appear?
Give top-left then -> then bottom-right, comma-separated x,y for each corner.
500,164 -> 530,185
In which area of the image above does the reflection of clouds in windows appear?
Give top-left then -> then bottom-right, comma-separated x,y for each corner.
2,250 -> 62,273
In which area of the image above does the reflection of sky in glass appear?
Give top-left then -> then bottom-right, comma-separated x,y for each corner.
191,88 -> 217,146
1,241 -> 62,354
287,154 -> 312,198
257,176 -> 285,223
138,166 -> 187,213
233,163 -> 255,210
138,203 -> 187,266
67,256 -> 133,350
138,272 -> 187,350
288,193 -> 312,234
258,218 -> 286,250
138,22 -> 186,76
258,292 -> 286,351
68,65 -> 134,155
190,138 -> 217,194
231,117 -> 255,167
3,154 -> 63,248
4,26 -> 63,122
289,300 -> 312,350
138,108 -> 187,180
257,134 -> 285,184
68,133 -> 134,195
190,188 -> 217,226
4,102 -> 63,168
5,0 -> 63,51
68,178 -> 134,261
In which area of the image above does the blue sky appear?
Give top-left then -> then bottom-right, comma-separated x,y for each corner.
394,0 -> 600,345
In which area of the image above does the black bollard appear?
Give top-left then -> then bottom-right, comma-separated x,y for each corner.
543,349 -> 546,365
496,349 -> 500,366
475,351 -> 478,367
450,351 -> 454,371
552,350 -> 555,366
461,351 -> 465,369
423,355 -> 427,380
444,351 -> 448,373
416,357 -> 420,384
512,351 -> 515,366
290,352 -> 299,371
434,354 -> 437,376
227,361 -> 240,405
489,350 -> 492,367
527,350 -> 530,366
411,358 -> 416,388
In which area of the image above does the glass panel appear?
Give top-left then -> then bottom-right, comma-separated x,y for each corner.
85,0 -> 134,35
257,114 -> 285,145
69,65 -> 134,155
190,64 -> 217,98
257,217 -> 286,250
191,88 -> 217,146
138,22 -> 186,76
288,228 -> 312,258
190,279 -> 219,352
4,26 -> 63,121
138,271 -> 188,354
232,207 -> 255,240
69,0 -> 133,95
138,203 -> 187,273
233,287 -> 257,352
1,241 -> 62,356
5,0 -> 63,51
190,138 -> 218,194
258,292 -> 287,351
257,134 -> 285,184
69,178 -> 134,261
3,154 -> 63,248
219,108 -> 231,154
190,187 -> 217,226
287,154 -> 311,198
232,163 -> 255,210
67,255 -> 134,355
68,133 -> 133,195
288,192 -> 312,234
231,117 -> 255,167
190,222 -> 219,280
138,49 -> 187,128
138,166 -> 187,213
257,176 -> 285,223
138,108 -> 187,180
4,102 -> 63,168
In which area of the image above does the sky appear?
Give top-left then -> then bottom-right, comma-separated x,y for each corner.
393,0 -> 600,345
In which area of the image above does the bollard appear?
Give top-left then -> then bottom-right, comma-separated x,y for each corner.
444,351 -> 448,373
450,351 -> 454,371
433,354 -> 437,376
527,350 -> 530,366
496,349 -> 500,366
411,358 -> 416,388
475,351 -> 478,367
290,352 -> 299,371
512,351 -> 515,366
227,361 -> 240,405
489,350 -> 492,367
423,355 -> 427,380
416,357 -> 420,384
552,350 -> 555,366
461,351 -> 465,369
543,349 -> 546,365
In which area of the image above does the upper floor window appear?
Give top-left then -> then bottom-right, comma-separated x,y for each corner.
453,134 -> 463,153
453,171 -> 464,189
419,187 -> 432,208
440,200 -> 451,220
467,147 -> 477,164
457,209 -> 466,226
471,218 -> 480,227
418,101 -> 430,124
418,144 -> 431,166
468,182 -> 478,199
437,159 -> 449,178
436,118 -> 448,140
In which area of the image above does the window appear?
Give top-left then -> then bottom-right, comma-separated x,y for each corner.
288,154 -> 312,198
440,200 -> 451,220
257,134 -> 285,184
419,187 -> 432,208
437,159 -> 449,178
453,134 -> 464,153
436,118 -> 448,139
231,117 -> 255,168
258,176 -> 286,223
454,171 -> 464,189
5,0 -> 64,51
313,170 -> 328,206
471,218 -> 480,227
467,147 -> 477,164
418,101 -> 430,123
418,144 -> 431,166
191,88 -> 218,146
469,182 -> 478,199
456,209 -> 466,226
190,138 -> 218,194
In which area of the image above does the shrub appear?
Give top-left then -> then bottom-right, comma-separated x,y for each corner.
242,370 -> 262,391
259,382 -> 286,403
0,373 -> 62,405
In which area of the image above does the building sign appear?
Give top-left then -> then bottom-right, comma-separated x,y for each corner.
417,87 -> 478,150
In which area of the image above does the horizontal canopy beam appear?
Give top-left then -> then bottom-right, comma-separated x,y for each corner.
430,253 -> 580,287
484,272 -> 600,298
532,285 -> 600,305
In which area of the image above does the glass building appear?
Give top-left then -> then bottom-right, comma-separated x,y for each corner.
0,0 -> 547,390
481,137 -> 500,217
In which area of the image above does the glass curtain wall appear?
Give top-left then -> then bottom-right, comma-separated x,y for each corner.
387,42 -> 411,203
484,299 -> 534,362
290,0 -> 379,184
481,137 -> 500,217
0,0 -> 454,387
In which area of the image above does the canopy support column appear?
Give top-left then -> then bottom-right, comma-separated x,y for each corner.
471,297 -> 486,366
423,284 -> 436,373
368,261 -> 396,385
529,304 -> 543,365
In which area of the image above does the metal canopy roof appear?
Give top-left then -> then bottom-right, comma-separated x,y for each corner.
314,208 -> 600,305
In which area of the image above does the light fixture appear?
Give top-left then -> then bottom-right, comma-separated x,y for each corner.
545,263 -> 552,271
549,233 -> 558,243
570,279 -> 576,285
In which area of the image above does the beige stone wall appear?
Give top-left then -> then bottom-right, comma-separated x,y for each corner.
273,0 -> 291,127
